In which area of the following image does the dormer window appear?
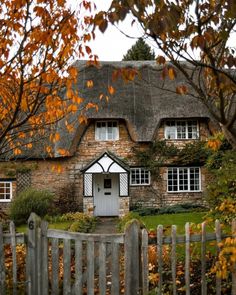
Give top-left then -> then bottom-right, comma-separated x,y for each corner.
95,121 -> 119,141
165,120 -> 199,140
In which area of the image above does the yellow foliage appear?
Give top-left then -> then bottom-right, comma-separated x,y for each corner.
108,85 -> 115,95
86,80 -> 94,88
0,0 -> 96,154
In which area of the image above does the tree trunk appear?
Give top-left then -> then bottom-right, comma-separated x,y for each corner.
221,124 -> 236,149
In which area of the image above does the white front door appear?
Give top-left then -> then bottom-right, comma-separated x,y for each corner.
94,174 -> 119,216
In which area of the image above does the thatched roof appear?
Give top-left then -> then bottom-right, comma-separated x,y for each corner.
1,61 -> 216,160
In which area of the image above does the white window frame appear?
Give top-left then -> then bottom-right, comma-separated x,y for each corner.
130,167 -> 151,186
0,181 -> 12,202
164,120 -> 199,140
167,167 -> 201,192
95,121 -> 119,141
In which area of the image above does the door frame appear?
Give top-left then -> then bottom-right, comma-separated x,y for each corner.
93,173 -> 119,216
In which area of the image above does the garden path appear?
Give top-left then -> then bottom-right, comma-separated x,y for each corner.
93,217 -> 119,234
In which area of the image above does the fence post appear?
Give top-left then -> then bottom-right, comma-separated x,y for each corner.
232,220 -> 236,295
141,229 -> 149,295
0,223 -> 6,295
27,213 -> 41,295
124,220 -> 140,295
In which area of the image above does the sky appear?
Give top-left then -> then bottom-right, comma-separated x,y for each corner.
86,1 -> 145,61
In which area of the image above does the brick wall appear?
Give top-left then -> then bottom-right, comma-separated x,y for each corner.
0,119 -> 211,212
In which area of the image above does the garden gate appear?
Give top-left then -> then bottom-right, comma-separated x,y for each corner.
0,213 -> 146,295
0,213 -> 236,295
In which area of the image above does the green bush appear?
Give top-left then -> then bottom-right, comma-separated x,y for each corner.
131,203 -> 207,216
158,203 -> 207,214
206,150 -> 236,222
9,188 -> 54,225
117,212 -> 145,232
64,212 -> 97,233
0,208 -> 9,231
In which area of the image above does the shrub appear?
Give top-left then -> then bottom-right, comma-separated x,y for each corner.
158,203 -> 207,214
64,212 -> 97,233
131,203 -> 207,216
206,150 -> 236,222
53,183 -> 79,214
0,208 -> 9,231
9,188 -> 54,225
117,212 -> 145,232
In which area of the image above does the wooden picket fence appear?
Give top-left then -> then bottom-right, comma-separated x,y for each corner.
0,213 -> 236,295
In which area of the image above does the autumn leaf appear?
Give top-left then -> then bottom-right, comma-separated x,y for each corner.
176,85 -> 188,95
86,102 -> 98,111
99,19 -> 108,33
108,85 -> 115,95
14,148 -> 22,155
57,149 -> 69,156
54,133 -> 60,142
86,80 -> 94,88
168,67 -> 176,80
85,46 -> 92,55
52,164 -> 63,173
68,67 -> 78,79
0,0 -> 97,156
78,114 -> 88,124
68,104 -> 78,113
156,55 -> 166,65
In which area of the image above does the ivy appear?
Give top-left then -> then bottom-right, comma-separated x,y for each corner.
134,140 -> 210,177
134,140 -> 178,177
1,162 -> 38,177
176,141 -> 211,165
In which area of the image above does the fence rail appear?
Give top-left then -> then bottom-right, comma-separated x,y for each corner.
0,214 -> 235,295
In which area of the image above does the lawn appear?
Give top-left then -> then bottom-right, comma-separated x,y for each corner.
16,212 -> 210,234
17,221 -> 72,233
141,211 -> 210,233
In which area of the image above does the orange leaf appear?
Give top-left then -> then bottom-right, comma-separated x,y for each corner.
85,46 -> 92,55
54,133 -> 60,142
68,67 -> 77,79
14,148 -> 22,155
168,67 -> 176,80
108,85 -> 115,95
176,85 -> 188,95
86,80 -> 94,88
46,146 -> 52,154
66,89 -> 73,99
156,55 -> 166,65
57,149 -> 68,156
68,104 -> 78,112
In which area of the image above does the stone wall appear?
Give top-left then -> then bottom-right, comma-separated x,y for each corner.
0,119 -> 211,214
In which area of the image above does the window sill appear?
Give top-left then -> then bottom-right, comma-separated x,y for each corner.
95,139 -> 119,142
0,199 -> 12,202
130,184 -> 151,187
165,138 -> 200,141
167,191 -> 202,193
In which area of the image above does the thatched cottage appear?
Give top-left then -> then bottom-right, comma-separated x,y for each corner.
0,61 -> 217,216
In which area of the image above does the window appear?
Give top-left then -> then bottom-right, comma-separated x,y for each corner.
130,168 -> 150,185
167,167 -> 201,192
0,181 -> 12,201
95,121 -> 119,141
165,120 -> 199,139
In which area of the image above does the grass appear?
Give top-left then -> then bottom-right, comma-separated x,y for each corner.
17,221 -> 72,233
141,212 -> 207,230
140,211 -> 221,259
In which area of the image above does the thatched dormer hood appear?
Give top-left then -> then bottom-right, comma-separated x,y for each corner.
3,61 -> 216,160
71,60 -> 212,142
